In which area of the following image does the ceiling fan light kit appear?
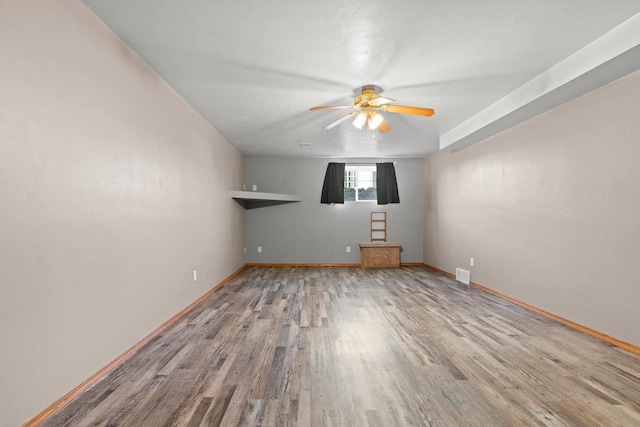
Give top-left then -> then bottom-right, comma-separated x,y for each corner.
310,86 -> 434,134
353,111 -> 368,129
368,112 -> 384,129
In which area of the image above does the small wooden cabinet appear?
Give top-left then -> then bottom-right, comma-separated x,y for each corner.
359,242 -> 401,268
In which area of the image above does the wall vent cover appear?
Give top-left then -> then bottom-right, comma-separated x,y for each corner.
456,268 -> 470,285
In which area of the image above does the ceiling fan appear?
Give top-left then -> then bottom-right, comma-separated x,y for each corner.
310,86 -> 434,133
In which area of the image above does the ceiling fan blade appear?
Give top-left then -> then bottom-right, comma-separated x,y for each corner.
369,96 -> 395,106
377,119 -> 391,133
310,105 -> 353,111
323,112 -> 357,129
384,105 -> 435,116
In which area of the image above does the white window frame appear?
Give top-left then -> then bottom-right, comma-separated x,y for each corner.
344,164 -> 377,202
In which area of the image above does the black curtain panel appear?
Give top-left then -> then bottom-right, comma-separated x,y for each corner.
376,162 -> 400,205
320,162 -> 345,204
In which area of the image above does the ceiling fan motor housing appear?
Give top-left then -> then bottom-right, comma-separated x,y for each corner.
355,88 -> 381,107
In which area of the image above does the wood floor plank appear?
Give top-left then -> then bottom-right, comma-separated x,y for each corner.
42,266 -> 640,427
184,397 -> 213,427
200,384 -> 237,426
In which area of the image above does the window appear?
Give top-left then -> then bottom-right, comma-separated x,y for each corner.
344,164 -> 377,202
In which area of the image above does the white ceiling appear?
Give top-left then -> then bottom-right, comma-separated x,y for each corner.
82,0 -> 640,158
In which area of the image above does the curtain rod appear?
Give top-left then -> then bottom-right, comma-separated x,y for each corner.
343,161 -> 397,165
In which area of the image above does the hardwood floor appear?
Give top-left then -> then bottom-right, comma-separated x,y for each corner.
43,267 -> 640,426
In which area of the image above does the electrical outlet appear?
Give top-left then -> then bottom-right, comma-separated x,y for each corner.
346,246 -> 351,253
252,184 -> 257,191
257,246 -> 262,253
193,270 -> 197,282
244,247 -> 246,254
470,257 -> 474,267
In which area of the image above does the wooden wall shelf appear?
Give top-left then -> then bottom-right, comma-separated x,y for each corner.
371,212 -> 387,242
230,191 -> 302,209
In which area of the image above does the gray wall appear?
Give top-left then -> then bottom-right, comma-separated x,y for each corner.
0,2 -> 245,425
423,70 -> 640,347
246,158 -> 424,264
